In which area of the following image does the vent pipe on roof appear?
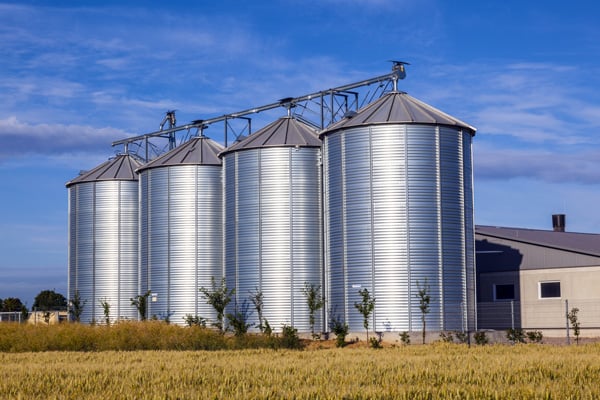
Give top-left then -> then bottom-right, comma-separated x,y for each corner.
552,214 -> 566,232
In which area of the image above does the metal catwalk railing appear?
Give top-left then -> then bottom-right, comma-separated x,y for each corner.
111,62 -> 408,162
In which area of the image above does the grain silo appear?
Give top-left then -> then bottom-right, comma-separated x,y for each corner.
321,91 -> 477,334
221,115 -> 322,333
137,134 -> 223,324
67,153 -> 142,323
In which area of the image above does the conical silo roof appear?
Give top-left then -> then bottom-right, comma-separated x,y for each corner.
66,153 -> 143,187
137,135 -> 224,173
219,116 -> 321,157
321,91 -> 476,137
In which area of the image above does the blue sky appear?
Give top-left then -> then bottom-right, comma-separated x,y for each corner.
1,0 -> 599,306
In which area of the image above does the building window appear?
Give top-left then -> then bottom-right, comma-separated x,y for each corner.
539,281 -> 561,299
494,284 -> 515,301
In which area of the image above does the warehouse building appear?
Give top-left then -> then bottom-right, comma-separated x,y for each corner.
476,215 -> 600,337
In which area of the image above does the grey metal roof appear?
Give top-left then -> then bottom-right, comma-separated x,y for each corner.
476,225 -> 600,257
321,91 -> 476,136
66,153 -> 143,187
219,116 -> 321,157
137,135 -> 224,172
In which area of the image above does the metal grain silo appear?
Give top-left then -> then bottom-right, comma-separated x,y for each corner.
321,91 -> 477,334
137,134 -> 223,325
221,116 -> 322,333
67,154 -> 142,324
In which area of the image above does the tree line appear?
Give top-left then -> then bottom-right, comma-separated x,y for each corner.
1,289 -> 67,313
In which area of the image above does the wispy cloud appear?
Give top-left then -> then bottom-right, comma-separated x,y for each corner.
2,2 -> 599,190
0,117 -> 128,160
474,143 -> 600,184
408,60 -> 600,185
416,61 -> 600,145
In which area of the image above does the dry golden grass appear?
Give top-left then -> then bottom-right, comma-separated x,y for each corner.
1,343 -> 600,399
0,321 -> 301,352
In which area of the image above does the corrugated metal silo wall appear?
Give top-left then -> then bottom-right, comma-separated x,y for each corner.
139,165 -> 222,325
323,124 -> 473,333
68,181 -> 138,323
463,131 -> 477,331
224,147 -> 323,333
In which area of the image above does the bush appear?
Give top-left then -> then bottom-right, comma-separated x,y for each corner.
439,331 -> 454,343
369,336 -> 382,349
526,330 -> 543,343
506,328 -> 526,344
226,302 -> 252,337
330,317 -> 349,348
455,331 -> 468,344
279,325 -> 303,350
183,314 -> 206,327
399,331 -> 410,345
474,331 -> 488,345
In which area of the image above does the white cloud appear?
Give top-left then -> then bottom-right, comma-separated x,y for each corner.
413,61 -> 600,149
0,116 -> 128,160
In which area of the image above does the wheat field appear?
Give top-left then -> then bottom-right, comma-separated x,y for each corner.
1,343 -> 599,399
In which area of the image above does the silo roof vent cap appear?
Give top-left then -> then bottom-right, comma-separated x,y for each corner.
343,110 -> 357,119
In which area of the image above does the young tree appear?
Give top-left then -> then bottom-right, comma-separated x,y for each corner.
416,280 -> 431,344
130,290 -> 151,321
354,288 -> 375,341
199,277 -> 234,334
249,287 -> 265,333
301,282 -> 325,339
69,290 -> 86,322
226,300 -> 252,337
99,298 -> 111,326
567,307 -> 581,345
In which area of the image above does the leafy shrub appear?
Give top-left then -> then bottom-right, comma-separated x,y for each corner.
506,328 -> 526,344
439,331 -> 454,343
183,314 -> 206,327
330,316 -> 349,348
455,331 -> 468,344
474,331 -> 488,345
279,325 -> 303,350
263,319 -> 272,336
369,336 -> 382,349
399,331 -> 410,345
227,311 -> 252,337
526,330 -> 543,343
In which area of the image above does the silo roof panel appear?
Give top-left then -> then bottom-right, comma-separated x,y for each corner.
322,91 -> 476,136
220,116 -> 321,156
137,136 -> 224,172
66,154 -> 143,187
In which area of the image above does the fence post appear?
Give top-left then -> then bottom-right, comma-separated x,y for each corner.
510,300 -> 515,330
565,299 -> 570,345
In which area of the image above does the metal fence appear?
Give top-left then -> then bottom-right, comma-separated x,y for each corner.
0,312 -> 23,323
478,299 -> 600,336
